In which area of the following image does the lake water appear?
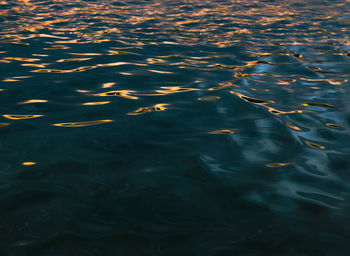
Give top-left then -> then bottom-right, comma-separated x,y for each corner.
1,0 -> 350,255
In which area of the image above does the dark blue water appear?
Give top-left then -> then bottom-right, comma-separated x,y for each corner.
1,0 -> 350,255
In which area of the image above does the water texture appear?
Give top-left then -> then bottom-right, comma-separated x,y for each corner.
1,0 -> 350,255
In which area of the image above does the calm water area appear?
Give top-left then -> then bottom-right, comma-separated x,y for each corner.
1,0 -> 350,255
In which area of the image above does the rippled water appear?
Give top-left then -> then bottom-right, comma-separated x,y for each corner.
1,0 -> 350,255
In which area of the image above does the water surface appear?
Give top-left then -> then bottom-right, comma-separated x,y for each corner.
1,0 -> 350,255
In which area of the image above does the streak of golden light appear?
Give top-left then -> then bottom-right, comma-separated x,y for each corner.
156,86 -> 199,94
18,99 -> 48,104
53,120 -> 113,127
305,140 -> 326,149
326,123 -> 341,128
267,162 -> 294,167
2,78 -> 20,82
57,58 -> 92,62
22,162 -> 36,166
4,57 -> 40,62
22,63 -> 46,68
286,121 -> 301,131
148,70 -> 173,74
76,89 -> 91,93
231,91 -> 275,104
209,81 -> 238,91
208,129 -> 234,134
95,90 -> 138,99
198,96 -> 220,101
82,101 -> 110,105
128,104 -> 169,115
69,53 -> 102,56
3,114 -> 44,119
102,82 -> 115,88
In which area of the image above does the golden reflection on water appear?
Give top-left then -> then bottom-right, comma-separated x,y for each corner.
97,62 -> 146,67
32,54 -> 48,57
148,70 -> 173,74
286,121 -> 302,131
301,102 -> 336,108
198,96 -> 220,101
68,53 -> 102,56
22,63 -> 46,68
300,78 -> 347,85
128,104 -> 169,115
57,58 -> 92,62
305,140 -> 326,149
102,82 -> 116,88
2,114 -> 44,119
231,91 -> 275,105
31,66 -> 96,73
18,99 -> 48,104
22,162 -> 37,166
0,0 -> 348,162
95,90 -> 138,99
267,162 -> 294,167
265,106 -> 312,115
230,90 -> 315,118
2,78 -> 20,82
209,82 -> 238,91
82,101 -> 110,106
326,123 -> 342,128
208,129 -> 234,134
4,57 -> 40,62
76,89 -> 91,93
156,86 -> 199,94
53,120 -> 113,127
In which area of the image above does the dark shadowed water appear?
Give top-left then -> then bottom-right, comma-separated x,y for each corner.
1,0 -> 350,255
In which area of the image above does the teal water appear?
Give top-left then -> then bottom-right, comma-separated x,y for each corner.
1,0 -> 350,255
